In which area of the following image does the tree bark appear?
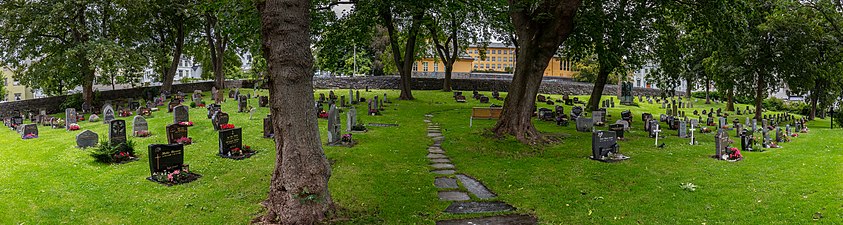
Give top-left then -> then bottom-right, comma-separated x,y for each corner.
753,74 -> 765,120
205,13 -> 226,90
809,82 -> 821,120
685,77 -> 692,98
726,88 -> 735,112
492,0 -> 581,144
257,0 -> 333,223
586,64 -> 610,111
427,17 -> 460,92
704,78 -> 711,104
381,8 -> 421,100
162,17 -> 185,93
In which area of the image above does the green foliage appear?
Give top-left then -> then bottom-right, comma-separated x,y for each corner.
60,94 -> 85,110
90,139 -> 137,164
762,97 -> 785,111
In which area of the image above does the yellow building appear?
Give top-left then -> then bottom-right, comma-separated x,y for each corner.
2,68 -> 35,102
412,43 -> 578,78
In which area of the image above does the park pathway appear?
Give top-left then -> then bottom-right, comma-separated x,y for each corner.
424,114 -> 537,225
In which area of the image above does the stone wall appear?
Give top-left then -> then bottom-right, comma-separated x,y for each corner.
1,76 -> 680,117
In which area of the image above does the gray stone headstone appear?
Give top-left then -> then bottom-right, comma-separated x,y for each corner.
21,124 -> 38,139
615,119 -> 630,131
346,107 -> 357,131
65,108 -> 77,130
678,120 -> 687,138
173,105 -> 189,124
327,105 -> 341,143
76,130 -> 99,148
576,117 -> 593,132
102,104 -> 115,124
132,116 -> 148,136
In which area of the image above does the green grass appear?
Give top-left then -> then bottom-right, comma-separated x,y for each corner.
0,89 -> 839,224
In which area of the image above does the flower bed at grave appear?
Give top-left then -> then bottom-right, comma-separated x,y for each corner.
222,145 -> 257,160
351,124 -> 367,132
22,133 -> 38,139
68,124 -> 80,131
791,133 -> 798,137
220,123 -> 235,130
119,110 -> 133,117
149,166 -> 201,186
318,111 -> 329,118
179,121 -> 194,127
722,147 -> 743,162
90,140 -> 138,164
134,130 -> 151,137
176,137 -> 193,145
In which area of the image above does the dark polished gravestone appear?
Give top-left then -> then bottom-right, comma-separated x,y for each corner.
212,111 -> 230,131
21,124 -> 38,139
166,124 -> 190,145
259,96 -> 269,107
146,144 -> 201,186
109,120 -> 127,146
218,128 -> 257,160
76,130 -> 99,148
609,123 -> 625,140
173,105 -> 190,124
238,95 -> 248,112
263,115 -> 274,138
207,104 -> 221,119
590,130 -> 629,162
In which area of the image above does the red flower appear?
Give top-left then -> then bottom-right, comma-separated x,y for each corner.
221,124 -> 235,129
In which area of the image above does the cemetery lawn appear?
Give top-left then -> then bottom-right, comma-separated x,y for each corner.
0,89 -> 840,224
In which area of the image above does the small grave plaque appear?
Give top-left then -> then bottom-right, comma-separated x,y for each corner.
76,130 -> 99,148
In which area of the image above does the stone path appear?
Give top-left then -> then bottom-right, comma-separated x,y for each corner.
424,115 -> 537,224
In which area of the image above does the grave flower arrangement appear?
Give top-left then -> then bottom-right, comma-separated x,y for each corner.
68,123 -> 80,131
90,139 -> 137,164
801,127 -> 809,133
198,101 -> 206,108
178,121 -> 194,127
227,145 -> 253,157
119,110 -> 132,117
151,166 -> 193,184
134,130 -> 151,137
175,136 -> 193,145
791,133 -> 798,137
318,110 -> 329,118
341,134 -> 353,143
723,147 -> 743,161
23,133 -> 38,139
220,123 -> 235,130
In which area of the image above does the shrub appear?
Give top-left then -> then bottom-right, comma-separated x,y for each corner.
762,97 -> 785,111
90,139 -> 137,163
189,101 -> 197,108
60,93 -> 84,110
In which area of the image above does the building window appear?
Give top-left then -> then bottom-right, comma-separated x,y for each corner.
14,93 -> 21,101
423,62 -> 428,72
413,62 -> 418,71
491,57 -> 496,62
637,79 -> 641,87
434,63 -> 438,72
13,79 -> 19,86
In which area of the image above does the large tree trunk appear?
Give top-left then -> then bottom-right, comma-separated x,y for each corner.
705,78 -> 711,104
726,88 -> 734,111
809,82 -> 821,120
205,13 -> 226,90
754,75 -> 765,120
443,66 -> 453,92
162,18 -> 185,93
685,77 -> 692,98
492,0 -> 580,144
257,0 -> 333,223
81,55 -> 95,107
586,64 -> 610,111
381,9 -> 421,100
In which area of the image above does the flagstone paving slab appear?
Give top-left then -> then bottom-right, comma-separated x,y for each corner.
434,177 -> 459,189
436,215 -> 538,225
438,191 -> 470,201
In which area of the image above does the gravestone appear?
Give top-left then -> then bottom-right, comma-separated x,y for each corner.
21,124 -> 38,139
346,107 -> 357,132
576,117 -> 593,132
327,105 -> 341,144
168,101 -> 180,113
103,104 -> 116,124
212,111 -> 229,131
609,123 -> 625,139
592,111 -> 605,126
349,89 -> 355,105
648,120 -> 660,138
571,106 -> 583,119
147,144 -> 195,182
238,95 -> 248,112
65,108 -> 77,130
263,115 -> 274,138
219,128 -> 252,158
615,120 -> 630,131
109,120 -> 127,146
133,116 -> 149,136
166,124 -> 189,145
590,130 -> 628,162
76,130 -> 99,148
173,105 -> 190,124
678,120 -> 687,138
258,96 -> 269,107
207,104 -> 221,119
